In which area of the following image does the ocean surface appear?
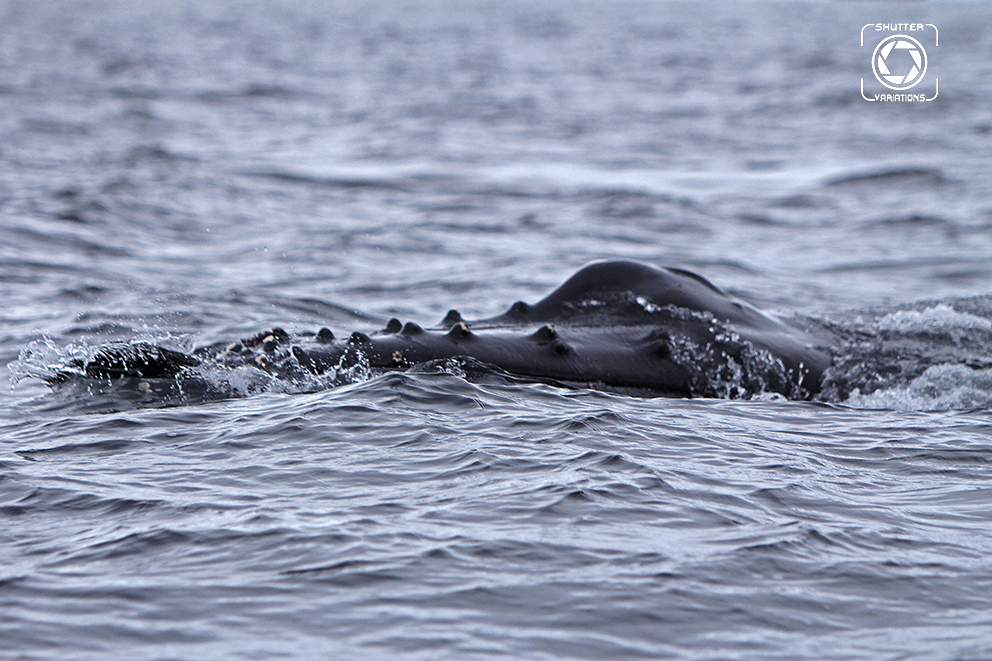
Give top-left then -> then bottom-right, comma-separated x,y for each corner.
3,1 -> 992,659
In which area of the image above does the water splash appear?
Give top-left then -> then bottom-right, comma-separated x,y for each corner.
877,304 -> 992,342
8,337 -> 89,386
844,364 -> 992,411
664,308 -> 799,400
818,297 -> 992,410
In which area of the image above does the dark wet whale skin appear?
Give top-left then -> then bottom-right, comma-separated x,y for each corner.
76,261 -> 833,399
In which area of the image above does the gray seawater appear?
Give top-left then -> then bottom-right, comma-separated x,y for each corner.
2,1 -> 992,659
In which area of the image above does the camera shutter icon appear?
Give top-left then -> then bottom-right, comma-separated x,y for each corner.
872,35 -> 928,90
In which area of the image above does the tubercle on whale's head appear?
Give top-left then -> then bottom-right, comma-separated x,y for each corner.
348,331 -> 371,345
509,301 -> 530,317
446,321 -> 473,339
530,324 -> 557,343
439,309 -> 464,329
401,321 -> 424,336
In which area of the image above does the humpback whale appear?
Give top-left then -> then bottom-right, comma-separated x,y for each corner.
62,261 -> 832,400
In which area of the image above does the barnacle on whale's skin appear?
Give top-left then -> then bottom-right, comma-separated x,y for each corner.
51,261 -> 834,401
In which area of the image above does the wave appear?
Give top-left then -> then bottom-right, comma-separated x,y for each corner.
246,170 -> 412,192
824,167 -> 957,189
816,297 -> 992,411
841,364 -> 992,411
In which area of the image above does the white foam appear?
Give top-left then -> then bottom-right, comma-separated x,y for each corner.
877,305 -> 992,340
634,295 -> 661,313
844,364 -> 992,412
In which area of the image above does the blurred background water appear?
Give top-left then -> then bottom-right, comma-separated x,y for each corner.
2,1 -> 992,659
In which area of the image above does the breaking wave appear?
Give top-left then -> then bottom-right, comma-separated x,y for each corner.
817,297 -> 992,411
